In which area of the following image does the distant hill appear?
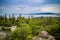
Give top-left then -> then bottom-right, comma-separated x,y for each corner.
0,12 -> 60,18
30,12 -> 60,15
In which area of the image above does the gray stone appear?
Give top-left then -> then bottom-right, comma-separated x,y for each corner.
0,31 -> 6,40
33,30 -> 55,40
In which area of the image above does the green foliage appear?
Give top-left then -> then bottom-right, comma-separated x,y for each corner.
45,26 -> 60,40
0,15 -> 60,40
11,26 -> 32,40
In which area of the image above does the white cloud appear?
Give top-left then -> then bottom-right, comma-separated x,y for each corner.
41,7 -> 60,13
0,4 -> 60,15
41,5 -> 60,13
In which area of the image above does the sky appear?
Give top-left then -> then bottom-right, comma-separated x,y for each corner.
0,0 -> 60,17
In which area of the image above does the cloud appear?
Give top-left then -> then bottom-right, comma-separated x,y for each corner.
41,7 -> 60,13
0,4 -> 60,15
0,6 -> 41,14
41,4 -> 60,13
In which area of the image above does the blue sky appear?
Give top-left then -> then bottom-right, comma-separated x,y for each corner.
0,0 -> 60,5
0,0 -> 60,16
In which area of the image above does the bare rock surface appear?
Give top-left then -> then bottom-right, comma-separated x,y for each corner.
0,31 -> 7,40
33,30 -> 55,40
0,26 -> 17,40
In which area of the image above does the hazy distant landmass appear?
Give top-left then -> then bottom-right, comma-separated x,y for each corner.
0,12 -> 60,18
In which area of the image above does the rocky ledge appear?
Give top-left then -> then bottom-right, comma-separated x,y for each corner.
33,30 -> 55,40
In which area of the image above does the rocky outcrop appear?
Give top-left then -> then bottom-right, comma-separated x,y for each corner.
0,31 -> 7,40
0,26 -> 17,32
10,26 -> 17,32
0,26 -> 17,40
33,30 -> 55,40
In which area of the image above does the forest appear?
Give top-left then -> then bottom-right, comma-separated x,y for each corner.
0,14 -> 60,40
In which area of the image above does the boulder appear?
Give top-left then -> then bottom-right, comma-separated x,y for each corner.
0,31 -> 6,40
33,30 -> 55,40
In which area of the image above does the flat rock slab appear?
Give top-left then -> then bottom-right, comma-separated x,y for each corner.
0,31 -> 7,40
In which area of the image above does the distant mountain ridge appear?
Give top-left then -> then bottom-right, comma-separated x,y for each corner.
0,12 -> 60,15
30,13 -> 60,15
0,13 -> 60,17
